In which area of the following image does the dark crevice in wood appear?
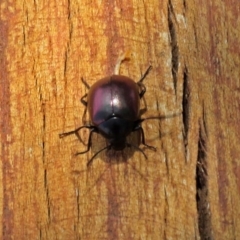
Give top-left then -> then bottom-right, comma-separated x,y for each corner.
182,65 -> 190,137
64,50 -> 68,77
67,0 -> 73,42
41,99 -> 51,222
44,169 -> 51,221
182,65 -> 190,162
39,228 -> 42,239
183,0 -> 187,11
164,186 -> 169,240
196,119 -> 213,240
168,0 -> 179,95
193,23 -> 199,50
73,187 -> 81,235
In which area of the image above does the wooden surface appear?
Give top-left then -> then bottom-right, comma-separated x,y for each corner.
0,0 -> 240,239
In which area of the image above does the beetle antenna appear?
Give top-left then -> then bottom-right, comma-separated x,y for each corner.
87,145 -> 110,167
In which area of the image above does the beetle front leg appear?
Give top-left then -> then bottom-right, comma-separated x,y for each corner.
137,82 -> 146,98
59,125 -> 94,143
133,125 -> 156,151
137,65 -> 152,98
138,65 -> 152,83
80,77 -> 90,106
80,93 -> 88,106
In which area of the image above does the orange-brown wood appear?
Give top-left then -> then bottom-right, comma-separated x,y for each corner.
0,0 -> 240,239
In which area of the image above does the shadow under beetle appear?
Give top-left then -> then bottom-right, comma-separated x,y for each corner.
60,65 -> 171,166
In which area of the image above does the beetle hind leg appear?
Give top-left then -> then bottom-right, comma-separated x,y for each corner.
141,128 -> 156,151
86,145 -> 110,167
126,143 -> 148,159
134,125 -> 157,151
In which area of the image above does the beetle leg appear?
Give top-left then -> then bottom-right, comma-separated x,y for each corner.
75,128 -> 97,155
80,77 -> 90,106
59,125 -> 95,143
138,82 -> 146,98
60,125 -> 87,138
81,77 -> 90,89
137,65 -> 152,98
126,143 -> 148,159
86,145 -> 110,167
137,65 -> 152,83
133,125 -> 156,151
80,93 -> 88,106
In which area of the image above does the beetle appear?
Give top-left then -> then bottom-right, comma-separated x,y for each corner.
60,66 -> 166,166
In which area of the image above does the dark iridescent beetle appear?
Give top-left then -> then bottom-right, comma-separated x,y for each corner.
60,56 -> 169,166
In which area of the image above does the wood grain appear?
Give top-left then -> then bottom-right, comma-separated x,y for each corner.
0,0 -> 239,239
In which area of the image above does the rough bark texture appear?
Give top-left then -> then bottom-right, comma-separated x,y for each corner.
0,0 -> 240,239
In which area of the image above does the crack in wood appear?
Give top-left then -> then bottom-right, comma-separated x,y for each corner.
196,118 -> 213,240
168,0 -> 179,95
182,65 -> 190,138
